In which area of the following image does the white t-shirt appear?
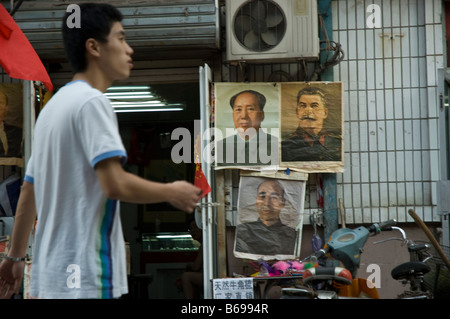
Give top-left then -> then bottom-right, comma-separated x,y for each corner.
24,80 -> 128,299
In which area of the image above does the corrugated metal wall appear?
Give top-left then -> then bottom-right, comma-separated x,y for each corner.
10,0 -> 219,61
333,0 -> 443,223
1,1 -> 221,91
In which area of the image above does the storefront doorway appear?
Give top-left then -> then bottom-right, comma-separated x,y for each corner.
116,82 -> 202,298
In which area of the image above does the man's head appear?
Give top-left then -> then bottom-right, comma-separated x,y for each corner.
255,180 -> 285,226
296,87 -> 328,136
62,3 -> 133,80
230,90 -> 266,139
0,91 -> 9,121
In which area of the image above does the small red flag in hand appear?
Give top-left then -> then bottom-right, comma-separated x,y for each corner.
194,162 -> 211,198
0,4 -> 53,91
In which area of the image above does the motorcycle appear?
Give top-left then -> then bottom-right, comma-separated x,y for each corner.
281,219 -> 397,299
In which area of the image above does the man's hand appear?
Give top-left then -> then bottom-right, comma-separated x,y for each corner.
0,260 -> 25,299
168,181 -> 203,213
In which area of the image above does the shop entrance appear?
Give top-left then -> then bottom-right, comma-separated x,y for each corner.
116,82 -> 202,299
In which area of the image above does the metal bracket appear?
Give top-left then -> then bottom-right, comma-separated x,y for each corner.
310,210 -> 324,226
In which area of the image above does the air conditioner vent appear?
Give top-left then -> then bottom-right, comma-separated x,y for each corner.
233,0 -> 287,52
226,0 -> 320,63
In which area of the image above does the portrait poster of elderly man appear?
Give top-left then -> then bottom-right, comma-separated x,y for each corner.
280,82 -> 343,172
233,173 -> 306,261
0,84 -> 24,166
214,83 -> 279,170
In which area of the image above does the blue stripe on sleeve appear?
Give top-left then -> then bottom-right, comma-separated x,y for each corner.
24,175 -> 34,184
91,150 -> 128,168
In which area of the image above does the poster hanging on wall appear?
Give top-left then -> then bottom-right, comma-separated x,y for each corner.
280,82 -> 343,172
214,82 -> 279,170
233,171 -> 307,261
214,82 -> 343,173
0,83 -> 23,167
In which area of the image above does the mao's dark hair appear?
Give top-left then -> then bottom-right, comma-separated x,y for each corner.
230,90 -> 267,110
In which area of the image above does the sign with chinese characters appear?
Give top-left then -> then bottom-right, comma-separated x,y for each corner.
212,278 -> 254,299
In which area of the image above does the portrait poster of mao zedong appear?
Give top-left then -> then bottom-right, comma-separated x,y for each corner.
214,82 -> 279,170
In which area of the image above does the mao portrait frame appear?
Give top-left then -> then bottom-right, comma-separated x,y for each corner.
213,81 -> 344,173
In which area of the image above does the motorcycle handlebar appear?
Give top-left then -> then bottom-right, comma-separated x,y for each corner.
314,248 -> 328,260
367,219 -> 397,234
300,220 -> 397,263
300,248 -> 329,263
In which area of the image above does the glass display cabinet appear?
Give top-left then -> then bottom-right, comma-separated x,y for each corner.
140,232 -> 201,298
141,232 -> 200,252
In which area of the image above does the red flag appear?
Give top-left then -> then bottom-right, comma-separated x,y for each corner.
194,162 -> 211,198
0,4 -> 53,91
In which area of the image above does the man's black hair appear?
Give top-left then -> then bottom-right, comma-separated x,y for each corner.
296,87 -> 327,107
62,3 -> 123,73
229,90 -> 267,110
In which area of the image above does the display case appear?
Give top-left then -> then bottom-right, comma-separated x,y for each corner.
141,232 -> 200,252
140,232 -> 201,298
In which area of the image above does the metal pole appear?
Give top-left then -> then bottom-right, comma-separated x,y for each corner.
23,80 -> 34,165
318,0 -> 339,239
199,64 -> 214,299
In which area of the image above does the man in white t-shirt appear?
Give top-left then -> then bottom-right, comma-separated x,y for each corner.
0,3 -> 202,299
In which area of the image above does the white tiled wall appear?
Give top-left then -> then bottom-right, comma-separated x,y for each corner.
333,0 -> 444,222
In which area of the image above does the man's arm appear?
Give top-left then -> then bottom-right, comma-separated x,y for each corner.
4,181 -> 36,260
95,157 -> 202,213
0,181 -> 36,298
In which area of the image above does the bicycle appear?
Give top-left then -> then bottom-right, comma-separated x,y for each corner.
373,225 -> 434,299
407,209 -> 450,298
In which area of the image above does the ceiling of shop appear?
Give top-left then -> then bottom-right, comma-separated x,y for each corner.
116,82 -> 200,124
1,1 -> 221,90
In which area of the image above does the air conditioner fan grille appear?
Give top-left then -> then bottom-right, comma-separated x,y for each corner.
233,0 -> 287,52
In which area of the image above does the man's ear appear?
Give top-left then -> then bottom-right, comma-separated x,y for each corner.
85,38 -> 101,58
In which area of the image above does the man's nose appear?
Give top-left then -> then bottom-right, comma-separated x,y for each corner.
303,106 -> 315,116
264,197 -> 273,206
126,42 -> 134,55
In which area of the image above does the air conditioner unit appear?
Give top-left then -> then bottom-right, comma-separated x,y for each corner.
225,0 -> 320,63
